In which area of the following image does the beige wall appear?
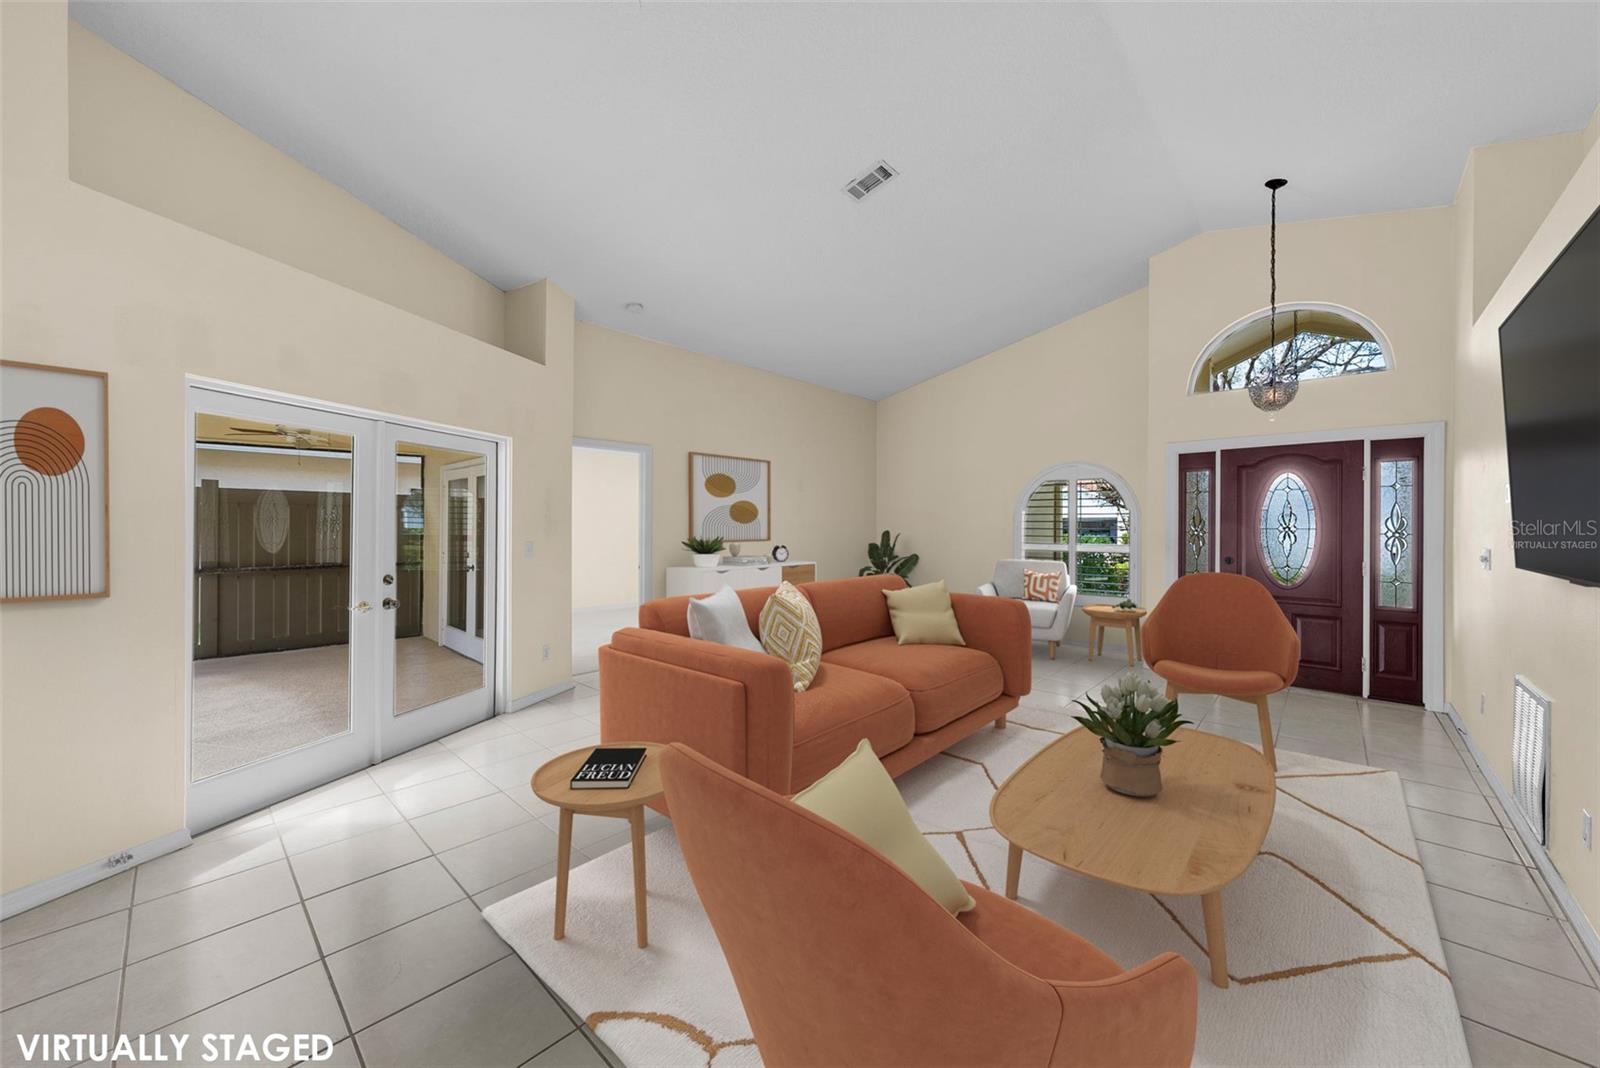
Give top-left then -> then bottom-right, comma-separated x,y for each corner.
572,446 -> 642,610
1141,207 -> 1457,609
572,323 -> 877,596
875,290 -> 1149,646
0,4 -> 574,893
67,23 -> 508,350
1451,133 -> 1600,928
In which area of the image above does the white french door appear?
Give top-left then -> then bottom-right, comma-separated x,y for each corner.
377,428 -> 497,758
187,385 -> 500,830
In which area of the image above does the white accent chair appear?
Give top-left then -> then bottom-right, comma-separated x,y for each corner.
977,559 -> 1078,660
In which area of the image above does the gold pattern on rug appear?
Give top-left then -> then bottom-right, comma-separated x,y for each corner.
1276,785 -> 1421,866
585,1011 -> 757,1067
937,750 -> 998,789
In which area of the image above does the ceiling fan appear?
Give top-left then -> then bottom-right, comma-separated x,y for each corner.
225,424 -> 333,448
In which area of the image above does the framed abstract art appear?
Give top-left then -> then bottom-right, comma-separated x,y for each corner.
1,360 -> 110,601
688,452 -> 770,541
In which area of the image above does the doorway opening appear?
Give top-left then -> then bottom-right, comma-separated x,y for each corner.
571,439 -> 651,676
187,384 -> 503,831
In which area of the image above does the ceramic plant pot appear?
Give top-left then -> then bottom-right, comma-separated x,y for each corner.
693,553 -> 721,568
1101,739 -> 1163,798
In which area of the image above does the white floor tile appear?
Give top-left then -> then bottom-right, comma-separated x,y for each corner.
120,906 -> 319,1035
0,911 -> 126,1009
290,822 -> 432,899
325,900 -> 509,1031
134,826 -> 285,902
305,857 -> 464,954
0,871 -> 132,948
437,821 -> 561,895
0,971 -> 121,1058
409,792 -> 532,853
277,795 -> 406,856
145,963 -> 348,1065
387,769 -> 499,819
128,860 -> 300,962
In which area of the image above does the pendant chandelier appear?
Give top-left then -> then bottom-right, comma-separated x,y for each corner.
1247,177 -> 1299,413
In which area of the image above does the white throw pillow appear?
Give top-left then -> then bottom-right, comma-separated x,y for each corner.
686,585 -> 764,652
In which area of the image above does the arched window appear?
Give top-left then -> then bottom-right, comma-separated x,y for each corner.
1191,303 -> 1391,395
1015,463 -> 1138,600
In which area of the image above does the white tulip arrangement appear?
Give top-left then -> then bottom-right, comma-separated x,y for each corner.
1072,674 -> 1189,750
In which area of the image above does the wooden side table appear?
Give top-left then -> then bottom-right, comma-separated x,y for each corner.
1082,605 -> 1148,667
531,742 -> 665,948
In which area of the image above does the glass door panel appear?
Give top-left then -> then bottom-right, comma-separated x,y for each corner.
188,392 -> 378,831
380,429 -> 496,757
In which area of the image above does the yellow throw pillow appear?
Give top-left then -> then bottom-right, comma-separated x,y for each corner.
882,579 -> 966,646
1022,568 -> 1062,602
794,740 -> 976,915
759,581 -> 822,692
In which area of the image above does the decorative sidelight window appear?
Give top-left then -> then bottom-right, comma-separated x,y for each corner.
1377,458 -> 1417,609
1192,304 -> 1390,395
1018,464 -> 1137,598
1179,456 -> 1214,576
1259,472 -> 1318,587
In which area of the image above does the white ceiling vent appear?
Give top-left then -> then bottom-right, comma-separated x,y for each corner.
844,161 -> 897,201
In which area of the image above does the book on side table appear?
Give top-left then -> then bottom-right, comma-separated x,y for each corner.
570,746 -> 648,790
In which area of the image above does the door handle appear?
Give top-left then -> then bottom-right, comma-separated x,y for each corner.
351,601 -> 372,614
382,598 -> 400,610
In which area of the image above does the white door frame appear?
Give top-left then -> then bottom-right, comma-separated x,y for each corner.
573,437 -> 653,603
183,375 -> 511,832
1162,420 -> 1445,712
437,456 -> 489,662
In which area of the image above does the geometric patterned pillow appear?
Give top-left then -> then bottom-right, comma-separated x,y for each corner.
758,581 -> 823,692
1021,568 -> 1062,602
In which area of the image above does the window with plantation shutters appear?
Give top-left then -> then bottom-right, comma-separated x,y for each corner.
1017,465 -> 1136,599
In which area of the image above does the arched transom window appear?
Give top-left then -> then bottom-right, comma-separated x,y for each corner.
1016,464 -> 1138,599
1192,304 -> 1391,395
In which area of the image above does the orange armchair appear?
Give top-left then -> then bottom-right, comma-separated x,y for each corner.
661,743 -> 1198,1068
1143,572 -> 1300,769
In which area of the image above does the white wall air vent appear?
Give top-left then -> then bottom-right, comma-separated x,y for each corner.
1511,675 -> 1551,845
844,161 -> 897,201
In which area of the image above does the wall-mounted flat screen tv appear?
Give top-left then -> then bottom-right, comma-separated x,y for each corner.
1497,204 -> 1600,587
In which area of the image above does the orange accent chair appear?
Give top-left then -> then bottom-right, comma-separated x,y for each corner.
661,743 -> 1199,1068
599,575 -> 1031,796
1142,572 -> 1300,770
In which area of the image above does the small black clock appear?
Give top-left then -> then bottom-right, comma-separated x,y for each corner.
772,545 -> 790,562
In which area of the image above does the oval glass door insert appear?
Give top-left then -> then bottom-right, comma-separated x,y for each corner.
1259,472 -> 1317,587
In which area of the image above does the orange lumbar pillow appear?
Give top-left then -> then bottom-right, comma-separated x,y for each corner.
1022,568 -> 1062,602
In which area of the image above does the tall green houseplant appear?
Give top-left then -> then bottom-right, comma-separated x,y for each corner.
860,530 -> 918,580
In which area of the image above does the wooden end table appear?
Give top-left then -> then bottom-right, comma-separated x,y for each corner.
1082,605 -> 1148,667
990,728 -> 1275,988
531,742 -> 665,948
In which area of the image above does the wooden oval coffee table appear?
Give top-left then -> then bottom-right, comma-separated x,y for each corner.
532,742 -> 665,948
990,727 -> 1274,988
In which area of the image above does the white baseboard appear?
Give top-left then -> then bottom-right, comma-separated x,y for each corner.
510,679 -> 577,712
1443,702 -> 1600,970
1,828 -> 191,920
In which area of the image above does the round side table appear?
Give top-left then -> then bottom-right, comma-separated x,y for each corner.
531,741 -> 666,948
1081,605 -> 1148,667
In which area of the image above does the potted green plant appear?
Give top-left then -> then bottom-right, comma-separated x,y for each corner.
859,530 -> 918,580
1072,675 -> 1190,797
682,535 -> 726,568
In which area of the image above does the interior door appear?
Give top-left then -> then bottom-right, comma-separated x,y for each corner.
1219,440 -> 1364,695
439,459 -> 486,661
378,426 -> 497,758
187,389 -> 379,830
1370,438 -> 1424,704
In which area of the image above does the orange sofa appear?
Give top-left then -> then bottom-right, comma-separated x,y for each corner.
662,741 -> 1199,1067
598,574 -> 1031,795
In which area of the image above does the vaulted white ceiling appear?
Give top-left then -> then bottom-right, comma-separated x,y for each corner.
72,2 -> 1599,399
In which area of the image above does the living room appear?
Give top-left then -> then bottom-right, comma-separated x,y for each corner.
2,3 -> 1598,1066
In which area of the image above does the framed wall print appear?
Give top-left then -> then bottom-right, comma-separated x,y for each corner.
2,361 -> 110,601
688,452 -> 770,541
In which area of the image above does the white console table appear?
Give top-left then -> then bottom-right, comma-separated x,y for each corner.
664,560 -> 817,596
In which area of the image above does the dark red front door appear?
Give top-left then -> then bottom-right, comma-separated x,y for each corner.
1219,441 -> 1364,695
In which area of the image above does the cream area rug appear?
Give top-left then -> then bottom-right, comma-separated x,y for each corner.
484,712 -> 1470,1067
